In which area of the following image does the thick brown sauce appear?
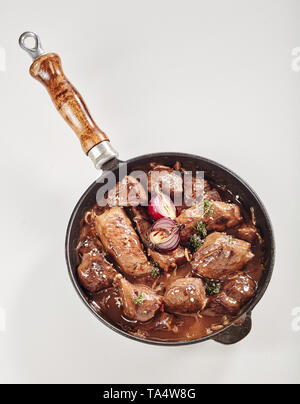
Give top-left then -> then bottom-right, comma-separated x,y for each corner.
76,165 -> 265,342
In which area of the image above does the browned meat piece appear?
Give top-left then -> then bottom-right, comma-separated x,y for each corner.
78,252 -> 117,293
148,163 -> 183,200
106,175 -> 148,207
151,312 -> 178,332
149,249 -> 187,273
206,272 -> 256,315
205,188 -> 222,201
224,273 -> 256,301
131,206 -> 153,246
132,207 -> 186,272
235,224 -> 257,243
176,203 -> 203,243
192,232 -> 254,279
163,278 -> 207,314
113,274 -> 162,322
173,161 -> 182,170
204,201 -> 242,230
95,207 -> 152,276
200,178 -> 211,193
177,201 -> 242,243
76,234 -> 102,256
143,312 -> 178,333
76,223 -> 104,256
182,174 -> 210,207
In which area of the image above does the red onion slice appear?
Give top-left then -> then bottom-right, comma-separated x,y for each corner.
149,218 -> 182,252
148,189 -> 176,220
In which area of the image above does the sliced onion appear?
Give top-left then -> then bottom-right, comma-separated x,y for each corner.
148,188 -> 176,220
149,218 -> 182,252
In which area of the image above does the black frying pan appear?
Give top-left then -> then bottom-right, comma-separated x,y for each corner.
20,32 -> 275,345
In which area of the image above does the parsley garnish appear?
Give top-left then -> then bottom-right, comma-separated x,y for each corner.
189,221 -> 207,252
151,266 -> 160,278
202,200 -> 214,216
193,221 -> 207,238
228,235 -> 235,244
205,280 -> 221,296
134,293 -> 143,305
189,234 -> 203,252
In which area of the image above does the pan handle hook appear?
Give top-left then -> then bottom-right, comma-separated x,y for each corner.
213,312 -> 252,345
19,32 -> 45,61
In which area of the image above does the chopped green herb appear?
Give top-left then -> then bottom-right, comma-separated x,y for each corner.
151,266 -> 160,278
193,221 -> 207,238
205,280 -> 221,296
202,200 -> 214,216
134,293 -> 143,305
189,234 -> 203,252
228,235 -> 235,244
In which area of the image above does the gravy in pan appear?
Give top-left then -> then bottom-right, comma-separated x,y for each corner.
76,163 -> 265,342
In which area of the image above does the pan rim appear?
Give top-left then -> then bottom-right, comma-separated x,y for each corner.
65,151 -> 275,346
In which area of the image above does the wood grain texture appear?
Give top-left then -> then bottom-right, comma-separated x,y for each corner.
30,53 -> 108,154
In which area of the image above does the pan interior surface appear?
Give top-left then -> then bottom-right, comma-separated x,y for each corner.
65,152 -> 275,346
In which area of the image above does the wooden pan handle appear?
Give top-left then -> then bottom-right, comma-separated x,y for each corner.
29,52 -> 108,154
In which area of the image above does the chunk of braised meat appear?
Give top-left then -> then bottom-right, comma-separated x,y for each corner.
95,207 -> 152,276
149,249 -> 187,273
204,201 -> 242,230
173,161 -> 182,171
205,272 -> 256,315
142,312 -> 178,333
175,163 -> 219,202
177,201 -> 242,243
182,174 -> 210,207
130,207 -> 153,246
205,188 -> 222,202
163,278 -> 207,314
76,235 -> 102,256
234,224 -> 257,243
113,274 -> 163,322
192,232 -> 254,279
76,224 -> 102,256
132,207 -> 186,272
106,175 -> 148,207
179,177 -> 221,214
148,163 -> 183,201
78,252 -> 117,293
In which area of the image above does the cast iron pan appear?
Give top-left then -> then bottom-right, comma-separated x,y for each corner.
19,32 -> 275,345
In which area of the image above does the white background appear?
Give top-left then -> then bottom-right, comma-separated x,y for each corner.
0,0 -> 299,384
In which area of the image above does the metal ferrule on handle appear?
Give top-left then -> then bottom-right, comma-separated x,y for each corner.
88,141 -> 118,170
